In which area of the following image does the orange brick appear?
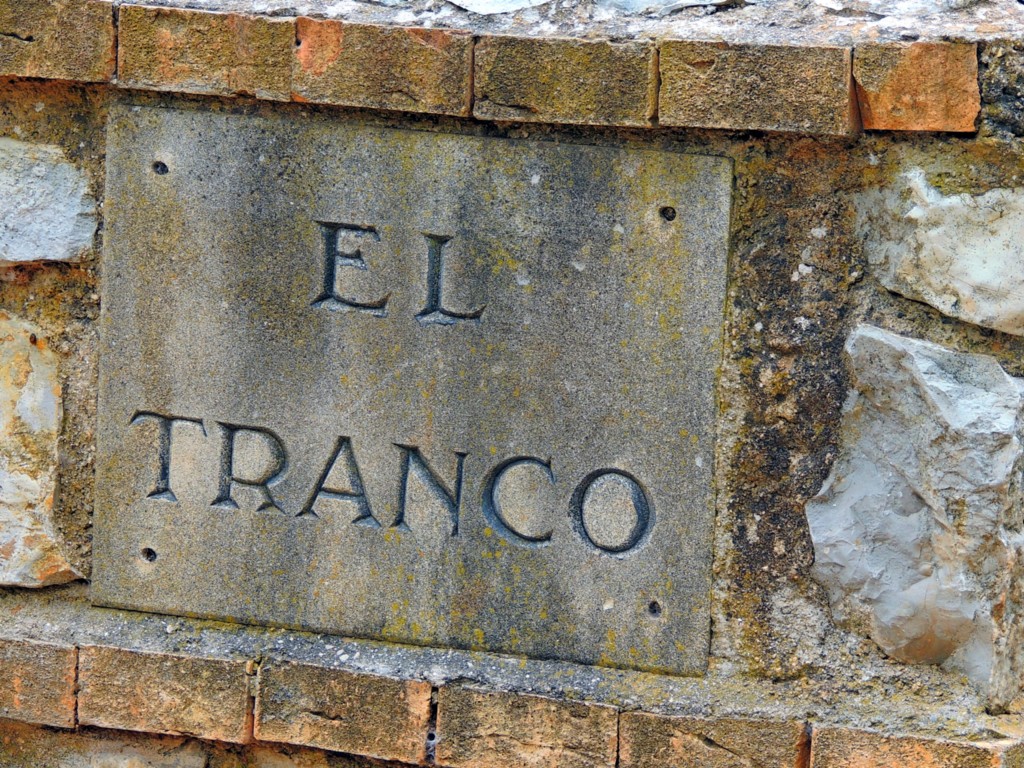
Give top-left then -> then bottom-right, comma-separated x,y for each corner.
255,659 -> 432,764
854,42 -> 979,132
78,645 -> 253,744
659,41 -> 857,136
118,5 -> 293,101
0,0 -> 114,82
810,727 -> 1024,768
0,638 -> 76,728
474,35 -> 656,127
435,686 -> 618,768
620,712 -> 808,768
292,18 -> 472,116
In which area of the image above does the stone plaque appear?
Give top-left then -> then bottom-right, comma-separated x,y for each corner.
93,103 -> 731,675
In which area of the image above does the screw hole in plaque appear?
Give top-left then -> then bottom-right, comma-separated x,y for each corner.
659,206 -> 677,222
141,547 -> 158,562
152,161 -> 169,175
647,600 -> 662,617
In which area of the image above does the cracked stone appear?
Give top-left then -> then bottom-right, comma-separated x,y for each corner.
806,324 -> 1024,710
0,312 -> 80,587
435,686 -> 617,768
254,659 -> 432,763
620,712 -> 808,768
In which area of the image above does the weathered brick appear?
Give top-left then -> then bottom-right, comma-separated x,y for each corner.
810,727 -> 1024,767
0,0 -> 114,82
78,645 -> 253,744
854,42 -> 979,132
255,659 -> 431,763
435,686 -> 618,768
0,720 -> 209,767
292,18 -> 472,116
620,712 -> 808,768
474,35 -> 656,126
659,41 -> 857,136
118,5 -> 293,101
0,638 -> 76,728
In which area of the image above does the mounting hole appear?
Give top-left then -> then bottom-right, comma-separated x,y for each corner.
152,161 -> 169,175
141,547 -> 158,562
647,600 -> 662,617
659,206 -> 677,222
427,732 -> 437,743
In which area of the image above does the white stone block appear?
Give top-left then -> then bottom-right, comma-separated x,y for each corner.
807,324 -> 1024,709
0,137 -> 96,264
859,170 -> 1024,336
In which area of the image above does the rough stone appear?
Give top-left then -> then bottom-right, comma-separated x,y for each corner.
980,41 -> 1024,138
0,720 -> 209,768
0,638 -> 76,728
473,36 -> 656,126
659,41 -> 857,136
445,0 -> 548,13
435,686 -> 618,768
810,727 -> 1024,768
118,5 -> 293,101
0,313 -> 79,587
806,324 -> 1024,709
293,19 -> 472,116
78,645 -> 254,743
854,43 -> 979,132
813,0 -> 980,11
213,744 -> 389,767
859,169 -> 1024,336
255,659 -> 432,763
619,713 -> 809,768
0,137 -> 96,264
91,103 -> 730,675
0,0 -> 115,82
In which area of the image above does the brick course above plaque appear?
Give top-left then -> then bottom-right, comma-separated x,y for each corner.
0,1 -> 986,135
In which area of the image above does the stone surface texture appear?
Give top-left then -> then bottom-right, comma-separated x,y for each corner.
92,104 -> 730,675
858,169 -> 1024,336
0,0 -> 115,81
255,660 -> 432,763
981,41 -> 1024,139
0,137 -> 96,264
78,645 -> 254,743
0,638 -> 77,728
293,19 -> 473,116
435,686 -> 618,768
0,312 -> 80,587
810,728 -> 1024,767
806,324 -> 1024,709
473,36 -> 656,126
659,41 -> 857,136
854,42 -> 980,132
9,4 -> 1024,762
0,720 -> 419,768
619,713 -> 809,768
0,721 -> 211,768
118,5 -> 293,101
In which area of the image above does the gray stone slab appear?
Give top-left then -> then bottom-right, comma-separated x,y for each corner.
92,103 -> 731,675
